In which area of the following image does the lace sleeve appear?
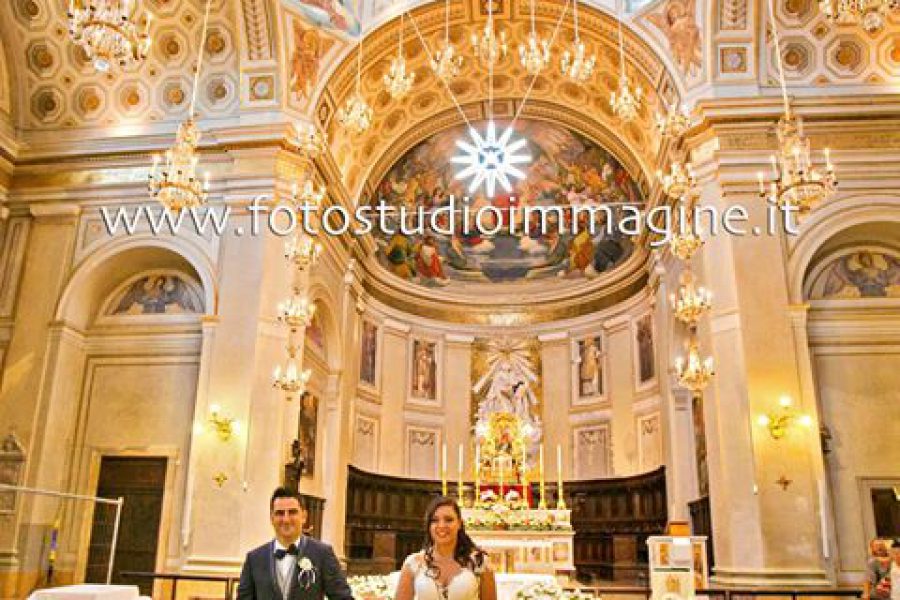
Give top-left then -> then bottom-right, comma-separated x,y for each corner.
402,552 -> 423,576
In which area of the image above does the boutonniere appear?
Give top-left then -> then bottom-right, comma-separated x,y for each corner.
296,556 -> 317,589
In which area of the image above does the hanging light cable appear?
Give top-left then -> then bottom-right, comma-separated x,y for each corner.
560,0 -> 596,83
148,0 -> 212,211
610,5 -> 642,122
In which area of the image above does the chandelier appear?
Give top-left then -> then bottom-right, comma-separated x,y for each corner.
68,0 -> 152,72
518,0 -> 549,76
759,116 -> 837,213
759,0 -> 837,213
670,230 -> 704,262
290,122 -> 327,159
675,338 -> 715,393
519,32 -> 550,75
670,271 -> 712,327
284,234 -> 323,269
272,350 -> 312,397
471,21 -> 507,66
658,162 -> 696,201
291,179 -> 326,208
819,0 -> 897,32
656,104 -> 692,138
384,13 -> 415,99
277,291 -> 316,329
560,38 -> 596,83
337,37 -> 373,134
611,8 -> 642,122
432,42 -> 464,82
560,0 -> 595,83
148,118 -> 208,211
150,0 -> 211,211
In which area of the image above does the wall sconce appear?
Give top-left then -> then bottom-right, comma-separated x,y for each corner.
756,395 -> 812,440
208,404 -> 240,442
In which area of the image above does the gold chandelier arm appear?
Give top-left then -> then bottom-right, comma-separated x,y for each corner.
190,0 -> 213,117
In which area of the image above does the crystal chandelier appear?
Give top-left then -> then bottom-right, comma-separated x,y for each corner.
149,0 -> 211,211
560,0 -> 595,83
284,234 -> 323,268
291,179 -> 326,208
272,349 -> 312,397
67,0 -> 152,72
670,230 -> 704,262
611,8 -> 642,122
148,118 -> 208,211
290,122 -> 327,159
670,270 -> 712,327
759,0 -> 837,213
819,0 -> 897,32
758,116 -> 837,213
471,19 -> 507,66
658,162 -> 696,201
518,0 -> 549,76
431,0 -> 464,82
384,13 -> 415,99
337,37 -> 373,134
675,337 -> 715,393
277,291 -> 316,328
656,104 -> 692,138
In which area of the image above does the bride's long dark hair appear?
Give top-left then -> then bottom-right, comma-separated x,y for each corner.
422,496 -> 485,577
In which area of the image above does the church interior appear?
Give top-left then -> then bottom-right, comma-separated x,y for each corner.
0,0 -> 899,598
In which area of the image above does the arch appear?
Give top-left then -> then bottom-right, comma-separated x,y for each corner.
56,234 -> 217,330
786,193 -> 900,304
306,279 -> 343,371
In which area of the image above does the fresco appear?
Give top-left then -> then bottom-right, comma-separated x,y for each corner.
372,120 -> 640,287
286,0 -> 361,38
809,250 -> 900,299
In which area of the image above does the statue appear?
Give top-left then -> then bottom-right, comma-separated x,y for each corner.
283,439 -> 305,493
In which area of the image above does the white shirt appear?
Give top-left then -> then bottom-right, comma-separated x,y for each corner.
274,537 -> 304,591
890,562 -> 900,600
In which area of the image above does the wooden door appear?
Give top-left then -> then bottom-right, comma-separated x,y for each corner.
85,456 -> 166,595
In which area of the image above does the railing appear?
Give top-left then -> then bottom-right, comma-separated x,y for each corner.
566,586 -> 862,600
120,571 -> 237,600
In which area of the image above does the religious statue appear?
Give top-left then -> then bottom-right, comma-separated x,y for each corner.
283,439 -> 305,493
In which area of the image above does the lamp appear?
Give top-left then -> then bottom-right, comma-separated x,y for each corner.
518,0 -> 550,76
756,395 -> 813,440
289,122 -> 327,159
384,12 -> 415,99
560,0 -> 595,83
68,0 -> 152,72
431,0 -> 463,82
337,35 -> 373,135
208,404 -> 240,442
819,0 -> 896,32
656,104 -> 692,139
674,337 -> 714,393
610,7 -> 642,122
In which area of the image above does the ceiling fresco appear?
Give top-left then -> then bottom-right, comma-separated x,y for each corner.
370,119 -> 640,289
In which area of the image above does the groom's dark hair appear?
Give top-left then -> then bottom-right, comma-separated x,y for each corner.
270,486 -> 304,512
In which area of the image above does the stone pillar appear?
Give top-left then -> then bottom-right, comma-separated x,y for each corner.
539,333 -> 570,483
604,315 -> 633,476
378,320 -> 409,475
691,150 -> 829,585
0,204 -> 80,597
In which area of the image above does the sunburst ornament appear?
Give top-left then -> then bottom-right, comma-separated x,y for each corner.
451,121 -> 531,197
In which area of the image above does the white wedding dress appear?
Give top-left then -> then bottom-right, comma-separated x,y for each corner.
402,552 -> 481,600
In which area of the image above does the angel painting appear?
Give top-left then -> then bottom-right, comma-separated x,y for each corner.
287,0 -> 361,38
818,251 -> 900,299
290,21 -> 321,101
646,0 -> 702,76
112,274 -> 203,315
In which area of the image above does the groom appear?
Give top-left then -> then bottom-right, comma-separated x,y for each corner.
237,487 -> 353,600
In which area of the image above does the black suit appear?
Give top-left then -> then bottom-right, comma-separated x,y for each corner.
237,538 -> 353,600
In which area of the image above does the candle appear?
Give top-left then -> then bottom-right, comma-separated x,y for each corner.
539,444 -> 546,509
441,443 -> 447,497
557,444 -> 566,510
474,446 -> 481,503
499,458 -> 504,502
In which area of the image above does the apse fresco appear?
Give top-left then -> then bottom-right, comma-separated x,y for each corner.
372,120 -> 640,287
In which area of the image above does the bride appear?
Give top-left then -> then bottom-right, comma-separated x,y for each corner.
394,497 -> 497,600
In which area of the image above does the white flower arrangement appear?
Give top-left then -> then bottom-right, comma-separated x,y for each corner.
515,581 -> 593,600
348,575 -> 393,599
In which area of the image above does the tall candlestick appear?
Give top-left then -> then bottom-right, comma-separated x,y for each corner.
539,443 -> 546,509
556,444 -> 566,509
474,446 -> 481,506
499,459 -> 505,504
442,443 -> 447,497
457,444 -> 464,505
